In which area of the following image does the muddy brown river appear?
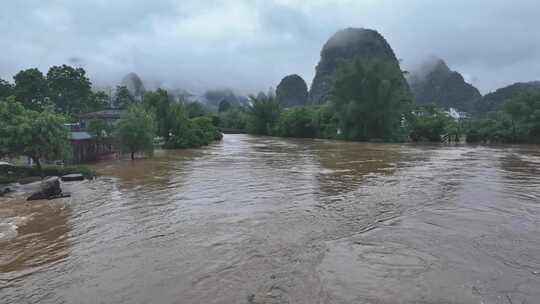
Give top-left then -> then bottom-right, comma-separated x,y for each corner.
1,134 -> 540,303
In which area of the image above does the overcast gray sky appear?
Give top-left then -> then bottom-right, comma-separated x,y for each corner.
1,0 -> 539,95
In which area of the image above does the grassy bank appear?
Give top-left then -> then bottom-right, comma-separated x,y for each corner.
0,164 -> 96,185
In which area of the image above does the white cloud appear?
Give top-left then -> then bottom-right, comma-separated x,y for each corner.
1,0 -> 539,94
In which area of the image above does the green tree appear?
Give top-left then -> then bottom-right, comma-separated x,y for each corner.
190,116 -> 223,146
331,58 -> 412,141
13,68 -> 49,111
503,92 -> 540,143
408,105 -> 454,142
218,108 -> 248,130
165,115 -> 222,149
114,85 -> 135,109
47,65 -> 92,114
163,103 -> 193,148
143,89 -> 177,141
115,105 -> 156,160
246,95 -> 281,135
142,89 -> 223,149
0,97 -> 71,176
0,97 -> 28,158
277,106 -> 317,138
0,78 -> 14,99
88,91 -> 111,112
313,103 -> 339,139
465,92 -> 540,144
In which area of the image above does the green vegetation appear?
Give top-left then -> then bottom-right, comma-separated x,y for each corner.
0,78 -> 14,99
310,28 -> 406,105
474,81 -> 540,115
114,85 -> 136,109
408,105 -> 459,142
47,65 -> 93,114
13,68 -> 49,111
245,95 -> 281,135
231,57 -> 412,142
465,92 -> 540,144
332,58 -> 412,141
1,24 -> 540,169
3,65 -> 111,116
2,64 -> 224,166
142,89 -> 221,149
0,97 -> 71,176
115,105 -> 156,160
218,108 -> 248,130
277,106 -> 318,138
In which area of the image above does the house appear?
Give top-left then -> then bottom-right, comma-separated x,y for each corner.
76,109 -> 126,129
68,109 -> 126,163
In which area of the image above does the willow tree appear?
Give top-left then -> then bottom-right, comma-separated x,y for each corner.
331,57 -> 412,141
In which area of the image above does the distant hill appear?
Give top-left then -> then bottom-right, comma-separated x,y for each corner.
201,89 -> 248,111
310,28 -> 405,104
121,73 -> 145,100
408,58 -> 481,112
475,81 -> 540,114
276,74 -> 308,107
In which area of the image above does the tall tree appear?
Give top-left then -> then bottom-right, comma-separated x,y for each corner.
503,92 -> 540,143
0,97 -> 71,176
332,57 -> 412,141
13,68 -> 49,111
47,65 -> 93,114
0,78 -> 14,99
115,105 -> 156,160
88,90 -> 111,112
143,88 -> 175,140
114,85 -> 135,109
246,95 -> 281,135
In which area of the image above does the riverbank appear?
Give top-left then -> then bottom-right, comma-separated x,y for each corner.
0,164 -> 96,186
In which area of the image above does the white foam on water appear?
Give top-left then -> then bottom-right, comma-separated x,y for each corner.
0,216 -> 29,241
0,223 -> 19,241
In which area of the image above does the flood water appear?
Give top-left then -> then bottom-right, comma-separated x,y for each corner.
1,134 -> 540,304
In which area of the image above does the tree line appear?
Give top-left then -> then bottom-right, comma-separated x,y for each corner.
0,65 -> 222,173
218,57 -> 540,145
1,56 -> 538,175
219,58 -> 413,141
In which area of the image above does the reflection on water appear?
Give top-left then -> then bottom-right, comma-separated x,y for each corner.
1,135 -> 539,304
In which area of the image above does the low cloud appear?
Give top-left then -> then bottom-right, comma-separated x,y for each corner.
1,0 -> 539,94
